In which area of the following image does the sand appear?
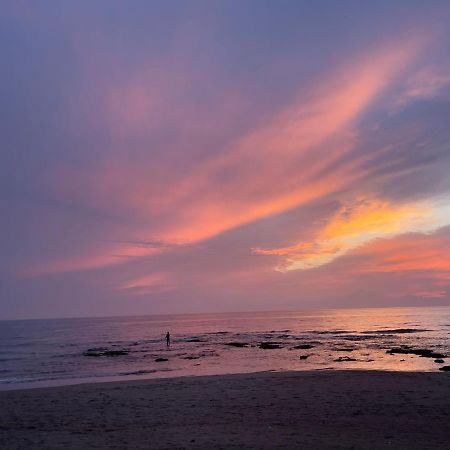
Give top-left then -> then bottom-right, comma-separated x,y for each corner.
1,370 -> 450,449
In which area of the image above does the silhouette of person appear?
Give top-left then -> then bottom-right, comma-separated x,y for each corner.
166,331 -> 171,347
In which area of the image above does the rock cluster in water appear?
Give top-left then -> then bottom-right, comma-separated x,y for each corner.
259,342 -> 282,349
334,356 -> 357,362
386,348 -> 446,358
366,328 -> 430,334
83,348 -> 129,357
225,342 -> 248,348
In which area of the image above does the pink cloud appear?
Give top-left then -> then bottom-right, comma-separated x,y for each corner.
27,34 -> 430,279
116,271 -> 174,294
393,64 -> 450,109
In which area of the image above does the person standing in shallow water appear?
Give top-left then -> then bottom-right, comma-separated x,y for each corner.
166,331 -> 170,347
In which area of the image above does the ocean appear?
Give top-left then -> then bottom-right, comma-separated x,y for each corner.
1,306 -> 449,389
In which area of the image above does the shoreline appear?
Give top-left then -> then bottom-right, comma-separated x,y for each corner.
0,367 -> 400,392
0,367 -> 283,392
1,370 -> 450,449
1,364 -> 443,392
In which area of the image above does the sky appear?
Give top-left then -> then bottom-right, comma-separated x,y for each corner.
1,0 -> 450,319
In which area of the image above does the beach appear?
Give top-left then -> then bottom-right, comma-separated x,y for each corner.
3,1 -> 450,448
1,370 -> 450,449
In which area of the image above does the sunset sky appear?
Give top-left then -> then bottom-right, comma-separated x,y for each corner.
1,1 -> 450,319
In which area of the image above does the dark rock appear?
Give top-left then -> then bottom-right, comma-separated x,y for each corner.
299,355 -> 309,360
83,347 -> 107,357
83,348 -> 129,357
182,356 -> 200,360
259,342 -> 282,349
155,357 -> 168,362
365,328 -> 430,334
225,342 -> 248,348
439,366 -> 450,371
334,356 -> 357,362
386,348 -> 446,358
422,351 -> 446,358
435,359 -> 445,364
315,330 -> 350,335
123,370 -> 155,375
292,344 -> 314,350
104,349 -> 129,356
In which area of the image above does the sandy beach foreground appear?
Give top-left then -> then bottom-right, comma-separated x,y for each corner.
1,371 -> 450,450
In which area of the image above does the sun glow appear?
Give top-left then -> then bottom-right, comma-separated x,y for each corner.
254,197 -> 450,272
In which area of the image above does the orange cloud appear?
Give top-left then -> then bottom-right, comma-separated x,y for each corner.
356,232 -> 450,274
254,197 -> 434,271
352,230 -> 450,300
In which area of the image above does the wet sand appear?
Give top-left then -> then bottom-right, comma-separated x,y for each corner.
1,370 -> 450,449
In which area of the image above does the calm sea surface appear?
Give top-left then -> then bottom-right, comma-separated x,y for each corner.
1,306 -> 449,389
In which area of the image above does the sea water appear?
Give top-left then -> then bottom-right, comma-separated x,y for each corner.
1,306 -> 449,389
